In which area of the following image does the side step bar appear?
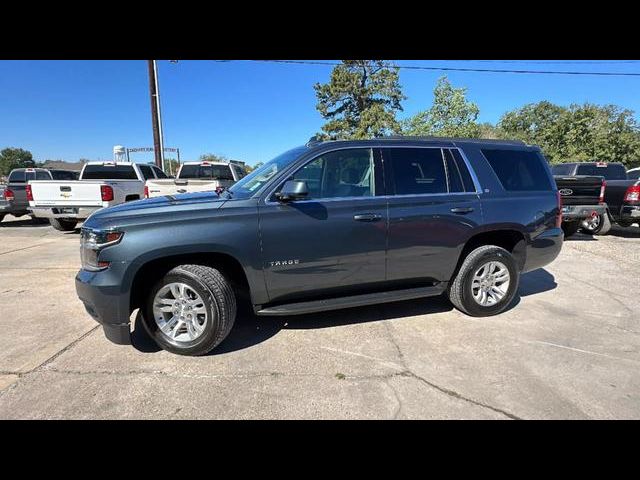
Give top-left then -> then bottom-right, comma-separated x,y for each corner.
256,285 -> 445,316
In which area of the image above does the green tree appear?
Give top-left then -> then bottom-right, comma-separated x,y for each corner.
314,60 -> 405,140
497,101 -> 567,163
497,101 -> 640,167
402,76 -> 481,138
0,147 -> 35,175
199,153 -> 228,163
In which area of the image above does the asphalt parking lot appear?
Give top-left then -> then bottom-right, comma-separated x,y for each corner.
0,214 -> 639,419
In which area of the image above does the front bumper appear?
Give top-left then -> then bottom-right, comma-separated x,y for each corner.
561,204 -> 606,222
30,206 -> 99,220
75,268 -> 132,345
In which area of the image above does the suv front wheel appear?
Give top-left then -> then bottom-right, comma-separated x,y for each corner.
448,245 -> 519,317
142,264 -> 237,356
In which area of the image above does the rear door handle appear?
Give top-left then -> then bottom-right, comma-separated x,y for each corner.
450,207 -> 474,214
353,213 -> 382,222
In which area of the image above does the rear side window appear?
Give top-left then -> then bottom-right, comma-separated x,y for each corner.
482,149 -> 552,191
551,164 -> 574,175
138,165 -> 155,180
82,165 -> 138,180
445,149 -> 477,193
8,170 -> 25,183
388,148 -> 447,195
575,163 -> 627,180
35,170 -> 51,180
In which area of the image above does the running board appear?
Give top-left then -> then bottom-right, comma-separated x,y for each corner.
256,285 -> 444,316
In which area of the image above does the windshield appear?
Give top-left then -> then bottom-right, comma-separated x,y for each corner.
179,164 -> 234,180
226,146 -> 308,199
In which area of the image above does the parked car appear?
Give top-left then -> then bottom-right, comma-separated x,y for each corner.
551,162 -> 639,233
75,136 -> 564,356
28,162 -> 165,231
1,168 -> 79,223
627,167 -> 640,180
144,160 -> 246,198
552,173 -> 607,237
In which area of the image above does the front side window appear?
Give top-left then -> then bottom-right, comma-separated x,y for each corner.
388,148 -> 448,195
287,148 -> 374,200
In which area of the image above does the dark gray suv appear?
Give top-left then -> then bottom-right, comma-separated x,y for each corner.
76,137 -> 564,355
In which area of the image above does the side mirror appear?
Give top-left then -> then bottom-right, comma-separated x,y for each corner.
275,180 -> 309,202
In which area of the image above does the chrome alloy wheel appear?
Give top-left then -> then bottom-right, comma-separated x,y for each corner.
471,261 -> 511,307
153,282 -> 209,342
582,214 -> 601,232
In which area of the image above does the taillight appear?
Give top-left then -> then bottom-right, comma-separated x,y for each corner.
3,188 -> 14,201
100,185 -> 114,202
556,190 -> 563,228
599,180 -> 606,204
624,185 -> 640,204
144,185 -> 149,198
26,184 -> 33,202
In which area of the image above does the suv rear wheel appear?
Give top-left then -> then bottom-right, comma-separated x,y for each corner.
142,264 -> 237,356
448,245 -> 519,317
49,218 -> 78,231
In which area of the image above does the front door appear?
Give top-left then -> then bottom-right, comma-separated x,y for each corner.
258,148 -> 387,303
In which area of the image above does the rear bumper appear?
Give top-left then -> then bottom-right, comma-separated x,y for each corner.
75,268 -> 132,345
620,205 -> 640,221
522,227 -> 564,273
30,206 -> 99,220
561,204 -> 606,222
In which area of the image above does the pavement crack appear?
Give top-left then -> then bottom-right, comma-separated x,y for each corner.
32,326 -> 100,372
396,370 -> 522,420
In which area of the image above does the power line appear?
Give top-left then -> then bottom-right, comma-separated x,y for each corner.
213,60 -> 640,77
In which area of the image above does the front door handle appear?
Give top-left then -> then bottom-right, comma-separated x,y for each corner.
353,213 -> 382,222
450,207 -> 475,214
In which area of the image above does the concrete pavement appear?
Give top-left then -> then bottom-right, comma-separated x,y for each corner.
0,214 -> 638,419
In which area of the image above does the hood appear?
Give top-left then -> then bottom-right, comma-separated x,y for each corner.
83,191 -> 227,230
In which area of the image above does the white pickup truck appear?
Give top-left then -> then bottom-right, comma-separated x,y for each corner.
29,161 -> 167,231
144,161 -> 246,198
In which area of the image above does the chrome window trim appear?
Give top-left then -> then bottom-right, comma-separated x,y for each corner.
262,144 -> 483,205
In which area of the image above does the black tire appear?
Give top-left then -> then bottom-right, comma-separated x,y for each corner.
49,218 -> 78,231
142,264 -> 237,356
30,216 -> 48,224
581,212 -> 611,235
0,214 -> 5,223
561,221 -> 580,237
448,245 -> 520,317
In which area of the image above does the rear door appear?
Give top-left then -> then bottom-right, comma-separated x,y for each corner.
258,147 -> 387,302
384,147 -> 483,284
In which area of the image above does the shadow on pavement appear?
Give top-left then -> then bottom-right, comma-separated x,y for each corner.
606,225 -> 640,239
132,269 -> 556,356
0,217 -> 49,228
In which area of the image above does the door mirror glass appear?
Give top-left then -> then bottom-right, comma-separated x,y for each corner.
276,180 -> 309,202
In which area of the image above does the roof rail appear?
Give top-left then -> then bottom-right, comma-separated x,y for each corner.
306,135 -> 324,147
378,134 -> 526,146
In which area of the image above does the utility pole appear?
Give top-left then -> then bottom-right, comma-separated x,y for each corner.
147,60 -> 165,169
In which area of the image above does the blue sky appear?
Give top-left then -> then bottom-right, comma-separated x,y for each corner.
1,60 -> 640,166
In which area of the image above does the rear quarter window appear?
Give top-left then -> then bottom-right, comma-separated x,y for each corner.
482,149 -> 553,191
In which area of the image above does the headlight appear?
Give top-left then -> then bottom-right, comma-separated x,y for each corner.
80,228 -> 124,271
